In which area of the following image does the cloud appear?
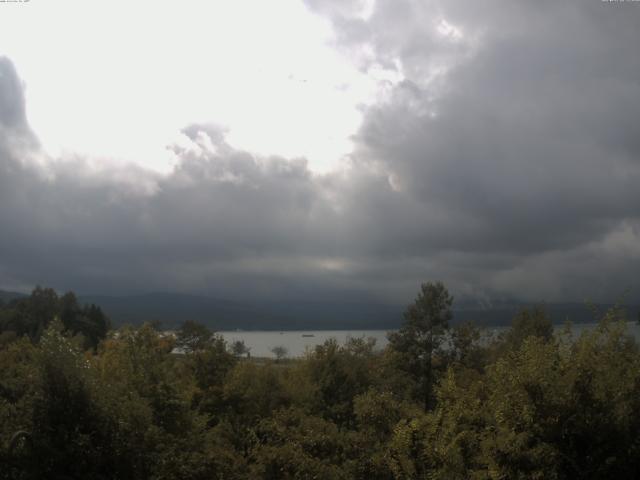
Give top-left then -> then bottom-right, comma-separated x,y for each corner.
304,0 -> 640,300
0,57 -> 28,130
2,0 -> 640,308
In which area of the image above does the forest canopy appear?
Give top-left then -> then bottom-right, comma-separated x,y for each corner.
1,283 -> 640,479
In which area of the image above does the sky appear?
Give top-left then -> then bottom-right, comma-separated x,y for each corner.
1,0 -> 640,306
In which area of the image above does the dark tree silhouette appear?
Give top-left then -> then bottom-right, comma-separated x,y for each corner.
388,281 -> 453,410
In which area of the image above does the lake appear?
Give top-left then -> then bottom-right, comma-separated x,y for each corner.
219,322 -> 640,358
218,330 -> 390,358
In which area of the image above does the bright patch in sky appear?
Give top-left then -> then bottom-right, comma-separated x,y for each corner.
436,19 -> 464,41
0,0 -> 387,173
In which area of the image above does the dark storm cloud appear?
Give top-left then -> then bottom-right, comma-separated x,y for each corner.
0,63 -> 351,299
2,0 -> 640,305
304,0 -> 640,300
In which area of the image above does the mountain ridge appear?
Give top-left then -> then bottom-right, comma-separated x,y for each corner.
2,289 -> 638,330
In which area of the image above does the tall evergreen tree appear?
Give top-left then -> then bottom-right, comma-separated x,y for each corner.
388,281 -> 453,410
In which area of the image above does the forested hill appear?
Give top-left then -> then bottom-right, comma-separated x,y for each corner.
77,293 -> 403,330
76,294 -> 640,330
0,290 -> 26,303
2,289 -> 638,330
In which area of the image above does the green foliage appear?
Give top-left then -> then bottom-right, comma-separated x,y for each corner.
270,345 -> 288,362
224,362 -> 290,420
250,407 -> 348,479
3,284 -> 640,479
386,309 -> 640,480
175,320 -> 214,353
230,339 -> 250,357
0,337 -> 38,476
0,286 -> 109,349
502,306 -> 554,350
186,334 -> 237,423
447,321 -> 484,369
29,322 -> 110,477
354,388 -> 418,439
303,337 -> 376,427
388,281 -> 453,410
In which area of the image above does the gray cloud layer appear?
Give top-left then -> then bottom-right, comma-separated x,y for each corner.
1,0 -> 640,304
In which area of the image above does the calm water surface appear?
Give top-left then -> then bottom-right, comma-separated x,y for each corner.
218,330 -> 390,358
219,322 -> 640,359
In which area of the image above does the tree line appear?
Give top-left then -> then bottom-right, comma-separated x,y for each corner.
0,286 -> 109,350
1,282 -> 640,479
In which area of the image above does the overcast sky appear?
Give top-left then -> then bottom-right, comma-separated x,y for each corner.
1,0 -> 639,305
